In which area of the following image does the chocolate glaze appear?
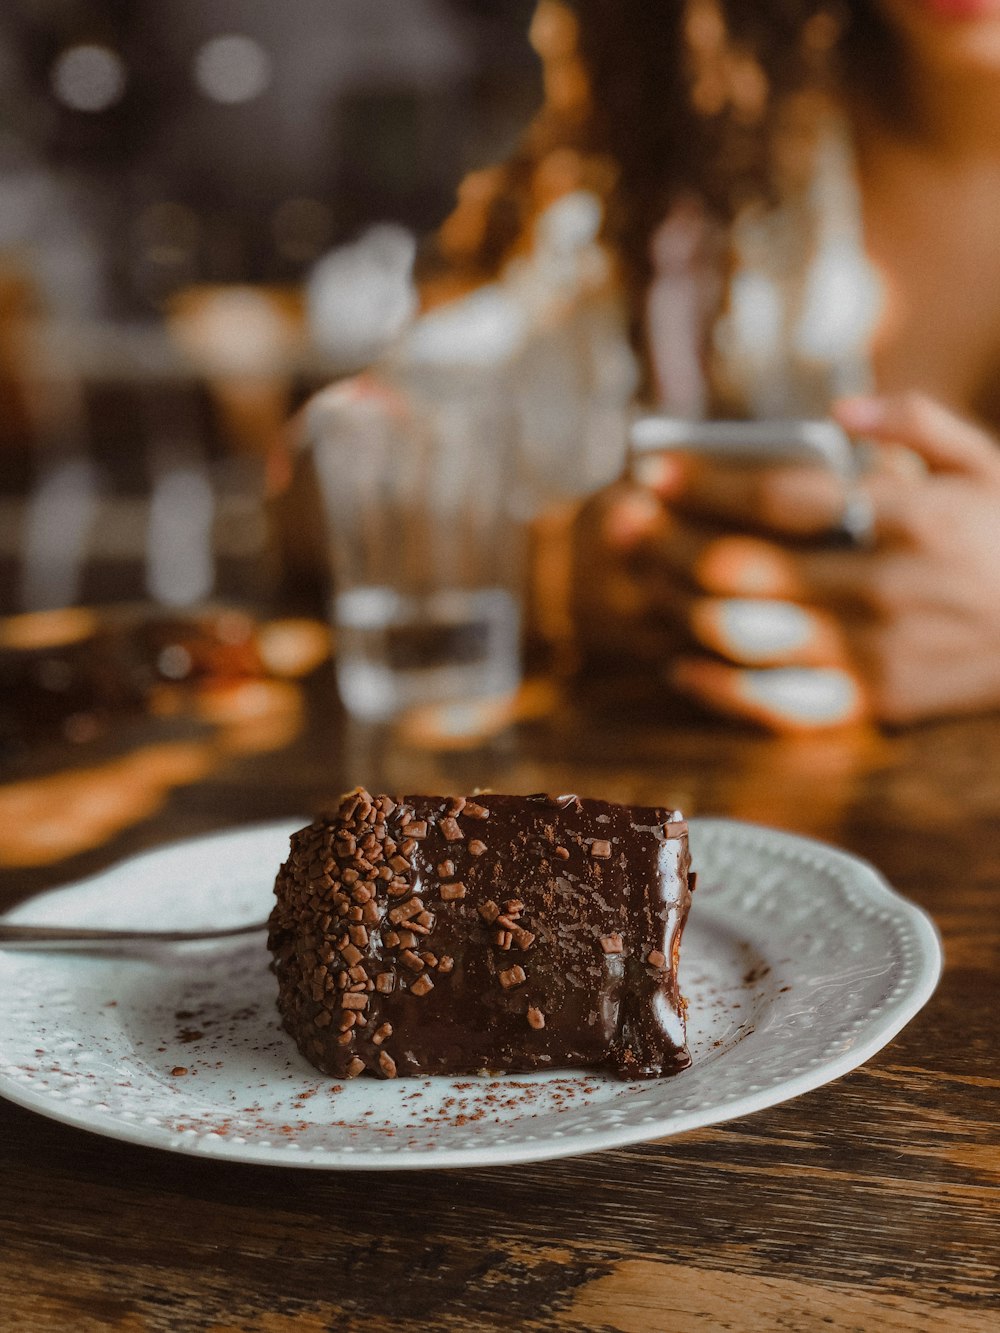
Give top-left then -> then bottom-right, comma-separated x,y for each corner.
268,791 -> 694,1080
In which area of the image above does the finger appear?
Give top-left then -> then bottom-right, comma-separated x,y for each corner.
834,392 -> 1000,480
670,658 -> 865,732
688,597 -> 849,667
672,454 -> 935,548
668,533 -> 923,620
600,486 -> 665,551
609,503 -> 796,596
573,489 -> 692,660
683,533 -> 804,598
611,505 -> 917,619
670,459 -> 849,538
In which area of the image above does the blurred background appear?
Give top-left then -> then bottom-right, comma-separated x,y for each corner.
0,0 -> 541,616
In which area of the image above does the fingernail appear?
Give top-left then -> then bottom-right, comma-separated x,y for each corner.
738,667 -> 860,724
834,396 -> 885,432
710,599 -> 814,661
603,493 -> 661,550
633,453 -> 684,497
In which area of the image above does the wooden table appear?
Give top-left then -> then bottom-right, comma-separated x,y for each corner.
2,666 -> 998,1331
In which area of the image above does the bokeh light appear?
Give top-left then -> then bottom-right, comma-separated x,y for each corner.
193,34 -> 272,104
50,44 -> 127,113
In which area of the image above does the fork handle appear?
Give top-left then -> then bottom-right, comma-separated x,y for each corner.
0,922 -> 266,950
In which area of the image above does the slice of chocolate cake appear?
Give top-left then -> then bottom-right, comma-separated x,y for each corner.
267,790 -> 694,1080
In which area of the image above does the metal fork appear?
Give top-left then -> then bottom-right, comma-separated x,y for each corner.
0,921 -> 269,951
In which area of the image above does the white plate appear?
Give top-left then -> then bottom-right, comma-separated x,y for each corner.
0,818 -> 941,1170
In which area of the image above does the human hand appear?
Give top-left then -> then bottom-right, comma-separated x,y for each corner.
580,393 -> 1000,729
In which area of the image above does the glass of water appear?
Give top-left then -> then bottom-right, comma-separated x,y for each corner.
309,366 -> 523,722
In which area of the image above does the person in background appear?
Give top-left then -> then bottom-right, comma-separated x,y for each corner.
423,0 -> 1000,732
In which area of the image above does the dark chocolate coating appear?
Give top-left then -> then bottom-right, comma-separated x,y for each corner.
268,791 -> 693,1080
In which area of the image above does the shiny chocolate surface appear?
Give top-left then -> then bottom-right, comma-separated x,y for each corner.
268,791 -> 693,1080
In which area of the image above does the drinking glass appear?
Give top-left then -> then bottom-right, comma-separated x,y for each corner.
309,367 -> 523,722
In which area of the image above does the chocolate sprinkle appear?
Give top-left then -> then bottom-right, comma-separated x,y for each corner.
267,789 -> 693,1082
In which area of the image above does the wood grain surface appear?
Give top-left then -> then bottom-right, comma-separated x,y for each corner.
2,666 -> 998,1332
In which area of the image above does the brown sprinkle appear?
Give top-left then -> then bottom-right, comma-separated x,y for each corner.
348,925 -> 368,947
400,949 -> 424,971
378,1051 -> 397,1078
388,897 -> 424,924
527,1006 -> 546,1030
341,992 -> 368,1011
437,860 -> 456,878
396,929 -> 417,948
512,928 -> 536,950
499,965 -> 527,989
554,845 -> 570,859
591,839 -> 613,858
468,839 -> 487,857
647,949 -> 667,968
440,816 -> 464,842
495,930 -> 513,950
463,802 -> 489,819
439,881 -> 466,901
338,1012 -> 357,1031
478,900 -> 500,924
314,1010 -> 332,1028
600,933 -> 624,955
410,973 -> 434,997
346,1056 -> 366,1078
383,929 -> 400,949
438,956 -> 455,974
504,899 -> 524,915
372,1022 -> 393,1046
341,943 -> 363,967
336,1031 -> 354,1046
407,821 -> 428,839
375,973 -> 396,993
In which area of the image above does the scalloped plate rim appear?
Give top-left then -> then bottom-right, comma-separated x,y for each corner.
0,817 -> 943,1169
